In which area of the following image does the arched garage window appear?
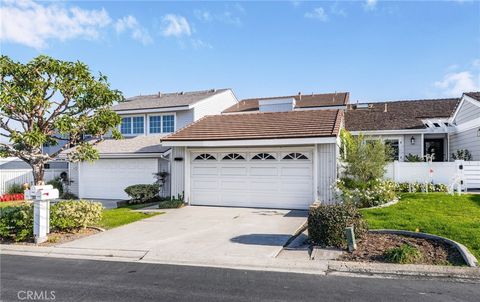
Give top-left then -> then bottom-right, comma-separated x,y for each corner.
222,153 -> 245,160
283,153 -> 308,160
251,153 -> 276,160
194,154 -> 216,160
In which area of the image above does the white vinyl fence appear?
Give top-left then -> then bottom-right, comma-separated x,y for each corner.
384,161 -> 480,190
0,169 -> 66,195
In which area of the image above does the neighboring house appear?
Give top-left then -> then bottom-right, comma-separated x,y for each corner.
449,92 -> 480,161
161,92 -> 349,209
344,98 -> 460,162
65,89 -> 238,199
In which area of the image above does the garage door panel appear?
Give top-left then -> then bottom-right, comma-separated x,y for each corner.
220,167 -> 247,176
192,179 -> 218,190
280,181 -> 312,192
80,158 -> 157,199
192,166 -> 218,176
280,166 -> 312,176
220,180 -> 247,190
249,167 -> 278,176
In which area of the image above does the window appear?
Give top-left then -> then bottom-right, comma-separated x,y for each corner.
283,153 -> 308,160
120,117 -> 132,134
251,153 -> 276,160
149,115 -> 175,134
162,115 -> 175,133
384,139 -> 399,161
132,116 -> 144,134
195,154 -> 216,160
222,153 -> 245,160
149,116 -> 162,134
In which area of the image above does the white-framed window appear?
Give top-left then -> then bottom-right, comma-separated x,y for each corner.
283,153 -> 308,160
148,114 -> 176,134
195,153 -> 216,160
384,139 -> 400,161
120,116 -> 144,135
251,153 -> 276,160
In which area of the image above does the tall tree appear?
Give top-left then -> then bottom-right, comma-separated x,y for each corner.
0,55 -> 123,184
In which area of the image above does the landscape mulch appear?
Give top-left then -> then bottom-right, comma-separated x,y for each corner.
339,233 -> 465,266
0,227 -> 101,246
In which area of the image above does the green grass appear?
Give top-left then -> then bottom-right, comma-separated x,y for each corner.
361,193 -> 480,259
97,207 -> 161,229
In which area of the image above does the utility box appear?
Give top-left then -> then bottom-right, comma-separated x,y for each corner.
30,185 -> 59,244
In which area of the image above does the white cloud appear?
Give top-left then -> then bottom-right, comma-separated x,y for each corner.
330,2 -> 347,17
304,7 -> 328,22
473,59 -> 480,68
0,0 -> 111,49
364,0 -> 378,11
191,38 -> 212,49
115,16 -> 152,45
434,71 -> 480,96
194,9 -> 212,22
161,14 -> 191,37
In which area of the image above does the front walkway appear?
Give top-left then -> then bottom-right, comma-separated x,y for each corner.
59,206 -> 308,267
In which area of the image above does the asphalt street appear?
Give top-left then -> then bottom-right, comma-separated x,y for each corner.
0,255 -> 478,302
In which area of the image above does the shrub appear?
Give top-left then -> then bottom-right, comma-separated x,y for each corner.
0,204 -> 34,241
50,200 -> 103,230
47,177 -> 64,195
384,244 -> 421,264
60,192 -> 78,199
335,179 -> 397,208
158,198 -> 184,209
395,182 -> 448,193
308,203 -> 367,248
451,149 -> 472,161
124,184 -> 160,204
6,183 -> 24,194
405,153 -> 423,162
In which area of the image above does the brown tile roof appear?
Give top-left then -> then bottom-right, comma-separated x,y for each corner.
223,92 -> 349,113
345,98 -> 459,131
162,110 -> 343,141
113,89 -> 230,111
465,92 -> 480,102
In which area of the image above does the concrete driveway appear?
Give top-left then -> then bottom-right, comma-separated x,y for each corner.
60,206 -> 307,266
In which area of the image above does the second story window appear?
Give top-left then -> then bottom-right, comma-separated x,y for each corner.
120,116 -> 144,135
120,117 -> 132,134
149,115 -> 175,134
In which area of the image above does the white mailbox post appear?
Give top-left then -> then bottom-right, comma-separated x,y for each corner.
27,185 -> 59,244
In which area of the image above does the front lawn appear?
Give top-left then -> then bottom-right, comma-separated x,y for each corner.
98,207 -> 161,229
361,193 -> 480,259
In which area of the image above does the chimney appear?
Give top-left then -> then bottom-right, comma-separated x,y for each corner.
298,92 -> 302,101
158,92 -> 162,97
384,103 -> 388,112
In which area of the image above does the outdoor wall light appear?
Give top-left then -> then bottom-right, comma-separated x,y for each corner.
410,136 -> 415,145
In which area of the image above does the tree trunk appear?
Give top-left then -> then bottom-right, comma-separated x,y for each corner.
32,162 -> 45,185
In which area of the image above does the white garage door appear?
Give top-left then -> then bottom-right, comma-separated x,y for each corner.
190,149 -> 314,209
79,158 -> 158,199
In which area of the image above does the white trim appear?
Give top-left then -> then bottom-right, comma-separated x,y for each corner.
115,106 -> 190,114
146,112 -> 177,135
350,129 -> 429,135
188,146 -> 315,153
97,152 -> 170,159
185,147 -> 190,205
421,133 -> 424,157
162,136 -> 337,147
78,162 -> 82,199
451,94 -> 480,122
313,144 -> 319,202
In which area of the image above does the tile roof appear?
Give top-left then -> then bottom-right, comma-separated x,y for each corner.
465,92 -> 480,102
62,135 -> 170,155
344,98 -> 459,131
222,92 -> 349,113
162,110 -> 343,141
113,89 -> 230,111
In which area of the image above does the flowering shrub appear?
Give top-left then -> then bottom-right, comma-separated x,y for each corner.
335,179 -> 398,208
0,204 -> 33,241
0,193 -> 24,202
50,200 -> 103,230
395,182 -> 448,193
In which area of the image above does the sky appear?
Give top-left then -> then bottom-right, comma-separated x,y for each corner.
0,0 -> 479,103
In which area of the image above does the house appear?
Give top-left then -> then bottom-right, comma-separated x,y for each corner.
344,97 -> 460,162
161,92 -> 349,209
344,93 -> 480,162
66,89 -> 238,199
449,92 -> 480,161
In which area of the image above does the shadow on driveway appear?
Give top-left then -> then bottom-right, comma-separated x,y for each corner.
230,234 -> 292,246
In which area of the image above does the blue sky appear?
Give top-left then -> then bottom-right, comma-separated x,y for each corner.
1,0 -> 479,102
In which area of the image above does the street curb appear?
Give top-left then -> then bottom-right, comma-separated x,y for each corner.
370,229 -> 479,267
327,260 -> 480,281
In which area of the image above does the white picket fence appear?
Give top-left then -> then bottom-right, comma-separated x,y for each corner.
0,169 -> 66,194
384,161 -> 480,190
